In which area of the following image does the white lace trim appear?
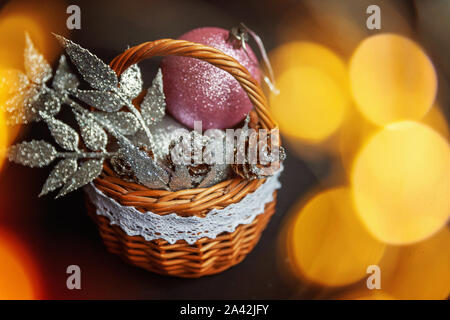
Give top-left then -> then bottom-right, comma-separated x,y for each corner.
84,169 -> 282,244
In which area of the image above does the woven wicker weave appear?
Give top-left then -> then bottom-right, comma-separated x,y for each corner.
87,39 -> 280,277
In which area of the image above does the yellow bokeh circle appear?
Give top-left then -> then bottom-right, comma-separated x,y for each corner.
288,187 -> 385,287
270,41 -> 349,93
383,228 -> 450,300
269,42 -> 350,143
349,34 -> 437,126
270,66 -> 348,142
352,121 -> 450,244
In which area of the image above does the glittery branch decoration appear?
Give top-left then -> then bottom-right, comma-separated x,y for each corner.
117,140 -> 170,190
53,55 -> 79,92
74,110 -> 108,151
141,69 -> 165,126
119,64 -> 143,100
4,93 -> 40,125
54,34 -> 118,91
39,158 -> 78,196
2,33 -> 154,197
32,90 -> 61,117
94,111 -> 139,136
40,112 -> 79,151
8,140 -> 57,168
71,90 -> 123,112
0,69 -> 29,97
57,159 -> 104,198
53,34 -> 156,147
0,34 -> 61,125
24,33 -> 52,84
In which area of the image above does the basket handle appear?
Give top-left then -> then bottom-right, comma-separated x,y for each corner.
109,39 -> 276,130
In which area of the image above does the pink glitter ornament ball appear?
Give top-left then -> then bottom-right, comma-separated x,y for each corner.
161,27 -> 261,129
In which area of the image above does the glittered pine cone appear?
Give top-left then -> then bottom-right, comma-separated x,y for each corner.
165,130 -> 231,189
231,124 -> 285,180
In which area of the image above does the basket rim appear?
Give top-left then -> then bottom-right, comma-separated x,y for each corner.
94,166 -> 265,217
94,38 -> 282,218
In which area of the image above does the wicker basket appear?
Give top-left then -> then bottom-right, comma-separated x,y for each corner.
86,39 -> 280,278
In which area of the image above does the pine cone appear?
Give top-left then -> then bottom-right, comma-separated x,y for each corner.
166,131 -> 211,187
110,156 -> 136,182
166,130 -> 233,189
232,127 -> 285,180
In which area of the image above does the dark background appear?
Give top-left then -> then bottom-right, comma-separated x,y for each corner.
0,0 -> 448,299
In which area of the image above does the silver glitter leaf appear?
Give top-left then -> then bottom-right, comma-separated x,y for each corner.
1,72 -> 35,114
117,140 -> 169,190
198,164 -> 231,188
119,64 -> 142,100
94,111 -> 139,135
53,55 -> 79,91
6,103 -> 38,125
5,87 -> 40,124
71,89 -> 123,112
5,89 -> 60,125
24,33 -> 52,84
32,90 -> 61,116
3,87 -> 34,113
39,158 -> 78,196
41,113 -> 79,151
57,159 -> 103,198
74,111 -> 107,151
8,140 -> 57,168
169,165 -> 193,191
54,34 -> 118,91
141,69 -> 165,126
0,69 -> 30,97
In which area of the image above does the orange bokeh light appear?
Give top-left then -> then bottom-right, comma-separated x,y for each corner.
0,228 -> 41,299
0,14 -> 47,70
0,109 -> 8,170
0,0 -> 68,69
